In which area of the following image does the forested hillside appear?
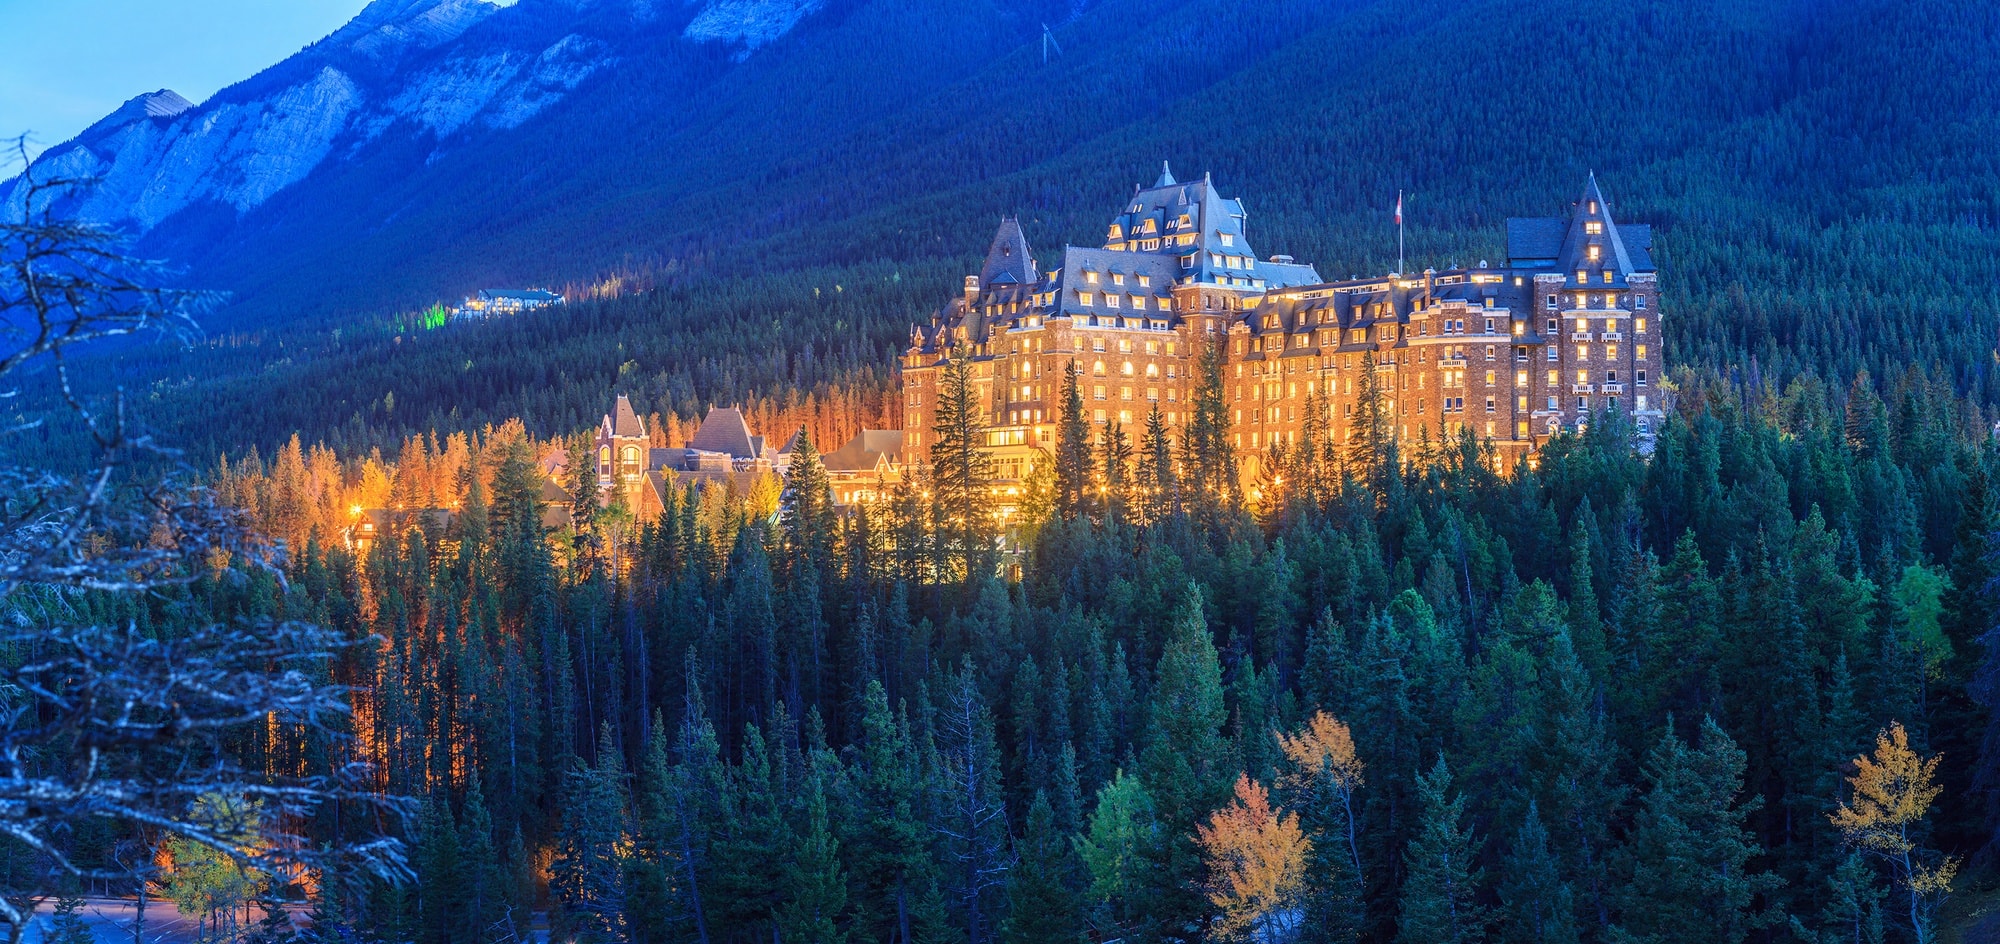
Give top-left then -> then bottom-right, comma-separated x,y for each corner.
13,0 -> 1994,464
171,358 -> 2000,944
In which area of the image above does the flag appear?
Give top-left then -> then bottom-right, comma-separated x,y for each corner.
1394,193 -> 1403,225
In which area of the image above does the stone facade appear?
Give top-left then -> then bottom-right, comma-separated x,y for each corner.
900,166 -> 1665,482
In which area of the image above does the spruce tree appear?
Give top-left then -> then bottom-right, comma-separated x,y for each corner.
1000,792 -> 1087,944
780,778 -> 850,944
1055,360 -> 1092,521
1397,757 -> 1488,944
930,353 -> 996,582
551,726 -> 632,943
1497,802 -> 1578,944
1616,718 -> 1775,944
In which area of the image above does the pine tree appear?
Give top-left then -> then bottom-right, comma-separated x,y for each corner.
1000,792 -> 1087,944
1076,769 -> 1161,941
1055,360 -> 1092,521
781,778 -> 851,944
1101,420 -> 1133,527
1497,802 -> 1577,944
1137,405 -> 1179,524
551,726 -> 631,943
1347,352 -> 1391,506
1397,757 -> 1488,944
937,660 -> 1010,944
930,353 -> 996,582
1616,718 -> 1775,944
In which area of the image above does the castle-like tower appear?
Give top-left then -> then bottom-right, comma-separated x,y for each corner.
900,166 -> 1664,482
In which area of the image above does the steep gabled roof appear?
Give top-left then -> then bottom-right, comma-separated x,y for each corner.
609,394 -> 646,438
687,406 -> 758,458
1505,217 -> 1567,267
822,430 -> 905,473
980,217 -> 1036,287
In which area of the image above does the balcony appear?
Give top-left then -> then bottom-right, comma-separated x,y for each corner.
1572,383 -> 1595,394
1600,331 -> 1624,342
1599,382 -> 1625,394
1570,332 -> 1593,342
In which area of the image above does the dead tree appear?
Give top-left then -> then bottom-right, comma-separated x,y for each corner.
0,140 -> 409,942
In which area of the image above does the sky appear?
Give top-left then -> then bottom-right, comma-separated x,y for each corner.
0,0 -> 374,161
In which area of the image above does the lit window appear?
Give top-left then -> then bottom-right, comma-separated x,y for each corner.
1516,371 -> 1528,385
1587,245 -> 1601,262
1078,292 -> 1094,306
1086,271 -> 1099,283
1220,233 -> 1235,246
1635,318 -> 1647,333
1601,270 -> 1612,283
1112,273 -> 1125,285
1546,370 -> 1559,385
1577,369 -> 1590,383
1585,221 -> 1603,235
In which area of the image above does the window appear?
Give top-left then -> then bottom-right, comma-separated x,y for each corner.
1636,345 -> 1648,360
1636,295 -> 1647,310
1111,273 -> 1125,285
1220,233 -> 1235,246
1138,275 -> 1151,287
1513,321 -> 1524,337
1093,385 -> 1106,400
1516,371 -> 1528,385
1576,345 -> 1589,360
1546,370 -> 1559,385
1121,387 -> 1132,401
1585,221 -> 1603,235
1547,396 -> 1558,410
1078,292 -> 1094,306
1094,409 -> 1106,423
1086,271 -> 1099,283
1635,318 -> 1647,333
1576,318 -> 1588,333
1547,318 -> 1559,332
1121,361 -> 1134,375
1485,318 -> 1495,333
1601,270 -> 1613,283
1485,397 -> 1496,413
1486,345 -> 1496,360
1637,370 -> 1648,387
1587,244 -> 1601,262
1547,348 -> 1558,362
1606,370 -> 1618,383
1546,296 -> 1558,311
1578,396 -> 1589,410
1092,360 -> 1105,375
1576,270 -> 1587,283
1577,369 -> 1590,383
1093,338 -> 1105,352
1105,294 -> 1121,309
1517,420 -> 1529,437
1518,395 -> 1529,411
1638,395 -> 1649,411
1607,345 -> 1618,360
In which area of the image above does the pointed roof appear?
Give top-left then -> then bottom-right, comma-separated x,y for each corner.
822,430 -> 905,473
979,217 -> 1036,287
1153,161 -> 1176,188
687,406 -> 758,458
1505,174 -> 1654,278
608,394 -> 646,438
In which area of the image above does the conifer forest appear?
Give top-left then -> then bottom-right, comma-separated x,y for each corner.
6,0 -> 2000,942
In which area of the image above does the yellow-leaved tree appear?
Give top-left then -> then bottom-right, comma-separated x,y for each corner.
1829,721 -> 1957,944
1277,711 -> 1364,877
1195,774 -> 1310,943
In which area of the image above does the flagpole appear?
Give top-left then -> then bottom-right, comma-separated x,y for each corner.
1396,189 -> 1404,277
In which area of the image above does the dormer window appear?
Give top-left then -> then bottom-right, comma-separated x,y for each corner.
1601,270 -> 1613,284
1137,275 -> 1151,287
1586,244 -> 1601,262
1575,270 -> 1587,283
1112,273 -> 1125,285
1219,233 -> 1235,246
1589,201 -> 1599,213
1086,271 -> 1099,283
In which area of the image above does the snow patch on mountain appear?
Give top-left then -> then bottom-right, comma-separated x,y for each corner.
683,0 -> 825,53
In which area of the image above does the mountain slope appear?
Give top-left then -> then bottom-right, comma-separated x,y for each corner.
8,0 -> 2000,459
